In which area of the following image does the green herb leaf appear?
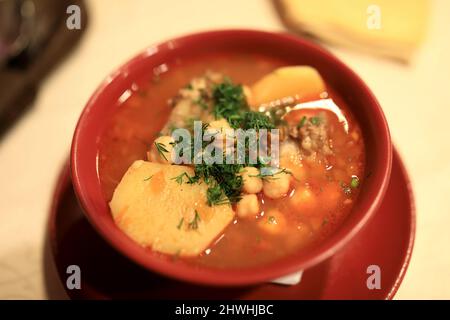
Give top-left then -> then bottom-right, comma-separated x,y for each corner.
250,168 -> 291,180
350,176 -> 360,188
241,111 -> 275,130
154,142 -> 168,161
176,78 -> 282,207
171,172 -> 196,185
297,116 -> 307,128
176,217 -> 184,230
143,175 -> 153,181
188,210 -> 201,230
206,185 -> 230,206
212,79 -> 248,127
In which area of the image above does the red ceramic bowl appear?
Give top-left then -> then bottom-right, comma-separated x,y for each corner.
71,29 -> 392,286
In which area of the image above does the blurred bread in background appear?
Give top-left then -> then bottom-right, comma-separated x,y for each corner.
275,0 -> 429,62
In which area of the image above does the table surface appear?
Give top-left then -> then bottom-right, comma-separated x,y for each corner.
0,0 -> 448,299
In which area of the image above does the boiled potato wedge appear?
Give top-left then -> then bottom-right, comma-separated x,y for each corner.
109,160 -> 234,257
250,66 -> 326,108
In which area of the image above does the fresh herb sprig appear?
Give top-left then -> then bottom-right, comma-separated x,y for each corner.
212,79 -> 275,130
241,111 -> 275,130
297,116 -> 307,128
171,79 -> 282,207
154,142 -> 168,161
212,79 -> 247,126
171,172 -> 196,185
143,175 -> 153,181
188,210 -> 201,230
249,168 -> 291,181
176,217 -> 184,229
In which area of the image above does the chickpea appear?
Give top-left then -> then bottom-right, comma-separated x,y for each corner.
236,194 -> 260,218
150,135 -> 175,164
262,171 -> 291,199
289,186 -> 317,213
240,167 -> 263,194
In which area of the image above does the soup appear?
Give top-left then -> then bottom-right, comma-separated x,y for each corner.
98,51 -> 365,269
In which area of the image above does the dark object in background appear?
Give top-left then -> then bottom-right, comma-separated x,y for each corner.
0,0 -> 87,139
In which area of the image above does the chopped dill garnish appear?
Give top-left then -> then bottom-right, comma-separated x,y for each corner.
178,121 -> 244,206
154,142 -> 168,161
240,111 -> 275,130
176,217 -> 184,229
206,184 -> 230,206
212,79 -> 248,127
143,175 -> 153,181
297,116 -> 307,128
171,172 -> 196,185
249,168 -> 291,181
269,108 -> 288,126
188,210 -> 201,230
194,162 -> 243,205
165,78 -> 283,207
212,80 -> 275,130
171,173 -> 185,185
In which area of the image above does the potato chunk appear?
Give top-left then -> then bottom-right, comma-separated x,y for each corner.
109,160 -> 235,257
250,66 -> 326,107
289,186 -> 318,213
262,171 -> 291,199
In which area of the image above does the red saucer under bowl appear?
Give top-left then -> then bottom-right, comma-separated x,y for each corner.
46,148 -> 414,299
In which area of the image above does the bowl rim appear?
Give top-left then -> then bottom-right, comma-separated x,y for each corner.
71,28 -> 392,286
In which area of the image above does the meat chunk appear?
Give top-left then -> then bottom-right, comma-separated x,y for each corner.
162,71 -> 224,134
289,113 -> 333,156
